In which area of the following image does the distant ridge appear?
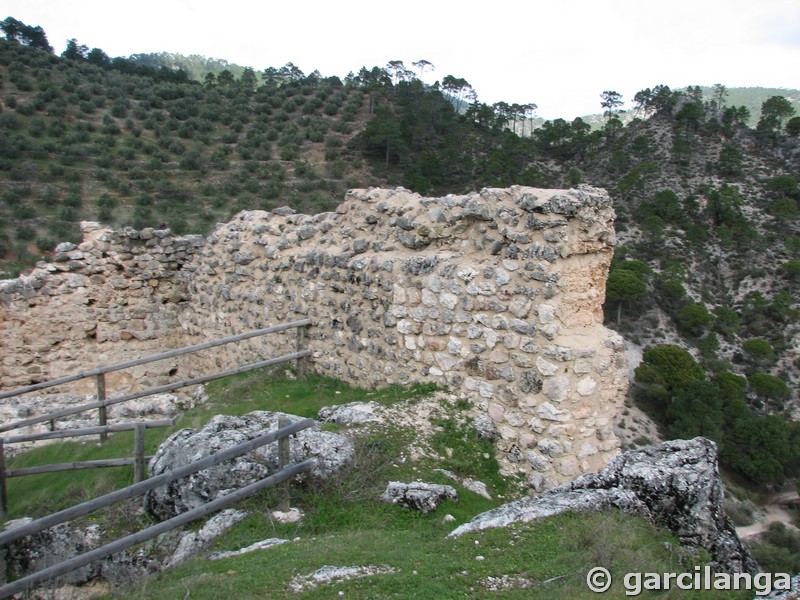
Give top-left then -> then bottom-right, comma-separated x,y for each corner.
126,52 -> 253,82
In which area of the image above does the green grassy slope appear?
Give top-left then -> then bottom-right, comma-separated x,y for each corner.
3,370 -> 752,599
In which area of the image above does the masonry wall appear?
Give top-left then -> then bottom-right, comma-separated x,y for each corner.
177,186 -> 628,490
0,186 -> 627,490
0,224 -> 204,394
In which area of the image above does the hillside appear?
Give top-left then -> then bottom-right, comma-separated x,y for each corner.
0,38 -> 379,274
0,30 -> 799,483
1,372 -> 779,599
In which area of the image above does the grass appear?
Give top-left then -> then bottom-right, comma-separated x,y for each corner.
2,371 -> 756,599
2,369 -> 437,520
200,369 -> 438,421
429,415 -> 514,498
109,510 -> 750,599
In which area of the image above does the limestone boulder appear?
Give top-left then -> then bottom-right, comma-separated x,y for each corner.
380,481 -> 458,514
450,437 -> 758,575
2,518 -> 103,585
318,401 -> 383,425
143,411 -> 353,521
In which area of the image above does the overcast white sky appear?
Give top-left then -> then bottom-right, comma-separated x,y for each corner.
4,0 -> 800,119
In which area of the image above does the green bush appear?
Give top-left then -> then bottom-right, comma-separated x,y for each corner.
750,523 -> 800,574
748,372 -> 790,405
741,338 -> 775,366
676,303 -> 713,337
713,306 -> 741,339
635,344 -> 704,395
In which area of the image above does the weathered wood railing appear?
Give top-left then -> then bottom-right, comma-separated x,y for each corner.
0,417 -> 315,599
0,318 -> 312,436
0,318 -> 312,518
0,419 -> 176,516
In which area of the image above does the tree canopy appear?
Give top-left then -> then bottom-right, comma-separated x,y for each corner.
1,16 -> 53,52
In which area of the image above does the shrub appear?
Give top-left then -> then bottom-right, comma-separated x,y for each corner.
741,339 -> 775,366
634,344 -> 704,397
750,523 -> 800,574
748,372 -> 790,405
712,306 -> 741,339
676,303 -> 713,337
15,224 -> 36,241
782,259 -> 800,281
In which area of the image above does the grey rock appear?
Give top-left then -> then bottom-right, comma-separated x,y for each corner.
0,279 -> 22,294
209,537 -> 289,560
272,206 -> 296,216
318,401 -> 383,425
380,481 -> 458,514
395,216 -> 416,231
3,518 -> 102,585
518,370 -> 543,393
526,214 -> 569,230
450,438 -> 759,575
297,226 -> 318,240
166,509 -> 249,567
515,191 -> 541,212
463,199 -> 492,221
542,376 -> 570,402
428,207 -> 448,223
54,242 -> 78,253
232,252 -> 254,265
402,256 -> 439,275
434,469 -> 492,500
398,233 -> 429,249
289,565 -> 397,593
759,575 -> 800,599
472,413 -> 498,441
144,412 -> 353,521
525,244 -> 558,263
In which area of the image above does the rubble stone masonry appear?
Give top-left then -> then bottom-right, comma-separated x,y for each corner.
0,186 -> 628,489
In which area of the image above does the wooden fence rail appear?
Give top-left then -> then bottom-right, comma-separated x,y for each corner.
0,320 -> 314,593
0,349 -> 311,436
2,418 -> 175,445
0,419 -> 175,517
0,318 -> 312,402
0,418 -> 315,547
0,318 -> 311,441
0,418 -> 316,598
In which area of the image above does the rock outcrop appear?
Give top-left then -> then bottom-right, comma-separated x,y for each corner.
379,481 -> 459,514
450,437 -> 759,575
1,517 -> 161,587
143,411 -> 353,521
2,518 -> 102,585
165,508 -> 248,568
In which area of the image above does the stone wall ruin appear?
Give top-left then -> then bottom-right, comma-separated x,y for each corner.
0,186 -> 628,490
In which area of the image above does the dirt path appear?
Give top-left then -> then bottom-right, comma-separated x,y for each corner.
736,491 -> 800,540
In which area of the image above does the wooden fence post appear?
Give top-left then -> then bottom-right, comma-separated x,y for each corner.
97,373 -> 108,443
0,439 -> 7,519
296,325 -> 308,377
277,417 -> 290,512
133,424 -> 146,484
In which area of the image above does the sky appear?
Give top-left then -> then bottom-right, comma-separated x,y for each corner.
3,0 -> 800,119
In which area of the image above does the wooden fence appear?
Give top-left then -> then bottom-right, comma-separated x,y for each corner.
0,418 -> 316,599
0,318 -> 312,517
0,318 -> 312,436
0,418 -> 176,518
